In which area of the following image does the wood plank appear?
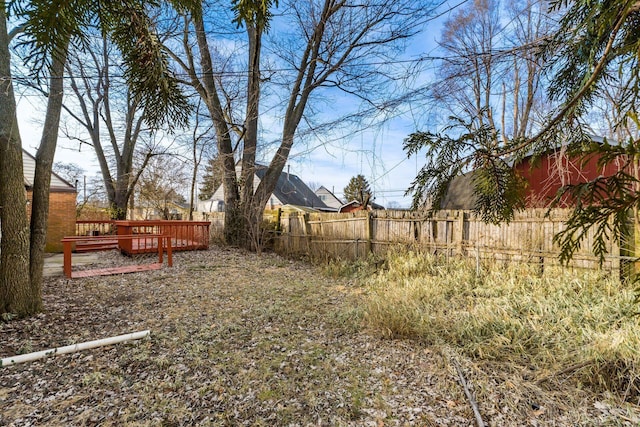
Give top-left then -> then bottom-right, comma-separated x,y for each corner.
71,263 -> 163,278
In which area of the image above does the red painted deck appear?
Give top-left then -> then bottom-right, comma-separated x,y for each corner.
74,220 -> 210,254
71,263 -> 163,278
116,220 -> 209,255
62,234 -> 172,279
75,239 -> 119,252
65,220 -> 208,278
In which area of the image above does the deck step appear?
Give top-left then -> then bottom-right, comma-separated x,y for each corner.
75,240 -> 118,252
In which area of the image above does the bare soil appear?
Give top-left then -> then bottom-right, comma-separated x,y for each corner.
0,247 -> 637,426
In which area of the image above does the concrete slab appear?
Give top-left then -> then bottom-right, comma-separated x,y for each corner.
43,253 -> 104,278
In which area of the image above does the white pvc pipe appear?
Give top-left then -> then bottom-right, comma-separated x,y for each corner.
1,330 -> 150,367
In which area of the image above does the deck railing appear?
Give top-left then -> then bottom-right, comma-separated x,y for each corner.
115,220 -> 210,255
76,220 -> 117,236
74,220 -> 210,255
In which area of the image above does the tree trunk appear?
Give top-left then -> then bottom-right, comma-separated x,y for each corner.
239,22 -> 262,250
0,10 -> 33,317
192,9 -> 240,244
111,174 -> 130,219
29,37 -> 69,306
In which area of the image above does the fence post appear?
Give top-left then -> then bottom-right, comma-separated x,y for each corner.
605,214 -> 622,279
275,208 -> 282,233
366,210 -> 373,255
303,213 -> 312,253
457,211 -> 465,255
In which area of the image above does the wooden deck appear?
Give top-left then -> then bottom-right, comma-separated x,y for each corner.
75,239 -> 119,252
74,220 -> 210,255
65,220 -> 209,279
62,234 -> 172,279
116,221 -> 209,255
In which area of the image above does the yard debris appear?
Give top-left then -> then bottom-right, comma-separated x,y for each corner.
0,247 -> 638,425
1,330 -> 150,367
450,354 -> 485,427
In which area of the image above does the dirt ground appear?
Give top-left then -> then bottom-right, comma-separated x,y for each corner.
1,247 -> 638,426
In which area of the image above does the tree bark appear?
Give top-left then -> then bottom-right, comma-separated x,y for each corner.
29,36 -> 70,305
0,10 -> 33,317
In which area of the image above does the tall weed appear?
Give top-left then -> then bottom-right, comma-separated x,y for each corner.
361,248 -> 640,400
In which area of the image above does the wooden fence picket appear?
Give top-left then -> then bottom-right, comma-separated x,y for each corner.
205,208 -> 635,276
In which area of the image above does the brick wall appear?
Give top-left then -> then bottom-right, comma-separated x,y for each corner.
26,190 -> 77,253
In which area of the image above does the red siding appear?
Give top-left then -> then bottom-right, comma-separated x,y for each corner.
515,152 -> 622,207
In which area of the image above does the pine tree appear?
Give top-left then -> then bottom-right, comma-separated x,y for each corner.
198,156 -> 223,201
344,174 -> 372,205
406,0 -> 640,263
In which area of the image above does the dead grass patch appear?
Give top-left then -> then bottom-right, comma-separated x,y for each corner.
357,247 -> 640,423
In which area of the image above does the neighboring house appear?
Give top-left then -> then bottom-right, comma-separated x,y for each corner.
339,200 -> 385,213
315,186 -> 343,210
21,149 -> 77,252
130,200 -> 190,220
442,137 -> 622,209
515,139 -> 620,207
198,164 -> 328,212
198,198 -> 225,213
440,173 -> 475,210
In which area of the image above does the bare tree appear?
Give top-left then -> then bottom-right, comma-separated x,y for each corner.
52,162 -> 107,217
135,155 -> 189,220
431,0 -> 551,140
1,1 -> 189,318
0,8 -> 32,316
183,101 -> 215,220
433,0 -> 502,133
169,0 -> 437,249
61,34 -> 158,219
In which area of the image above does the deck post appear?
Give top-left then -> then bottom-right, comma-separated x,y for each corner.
63,240 -> 72,278
158,235 -> 163,264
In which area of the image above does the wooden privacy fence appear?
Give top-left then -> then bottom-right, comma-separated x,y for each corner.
275,209 -> 633,274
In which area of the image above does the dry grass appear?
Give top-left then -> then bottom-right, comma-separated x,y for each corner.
2,246 -> 639,425
357,247 -> 640,421
0,247 -> 468,426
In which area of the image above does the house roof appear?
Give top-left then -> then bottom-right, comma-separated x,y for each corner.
22,149 -> 76,192
440,173 -> 476,210
339,199 -> 385,212
255,165 -> 328,209
315,186 -> 343,209
515,134 -> 609,166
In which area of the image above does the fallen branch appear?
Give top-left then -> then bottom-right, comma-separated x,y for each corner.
452,357 -> 486,427
1,330 -> 150,367
535,361 -> 592,385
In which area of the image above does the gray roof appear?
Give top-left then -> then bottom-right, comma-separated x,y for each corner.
440,173 -> 476,210
255,165 -> 328,209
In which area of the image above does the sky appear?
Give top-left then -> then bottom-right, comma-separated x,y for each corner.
13,1 -> 458,209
